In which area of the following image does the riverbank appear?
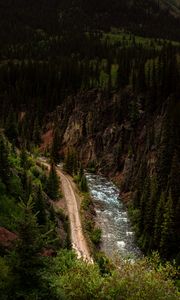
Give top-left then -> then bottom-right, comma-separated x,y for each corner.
38,159 -> 93,263
86,173 -> 142,260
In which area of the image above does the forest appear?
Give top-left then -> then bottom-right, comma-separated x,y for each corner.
0,136 -> 179,299
0,0 -> 180,299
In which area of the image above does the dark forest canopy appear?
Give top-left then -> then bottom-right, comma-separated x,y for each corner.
0,0 -> 179,274
0,0 -> 180,43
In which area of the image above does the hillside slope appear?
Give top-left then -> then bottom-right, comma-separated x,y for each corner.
41,86 -> 180,261
0,0 -> 180,42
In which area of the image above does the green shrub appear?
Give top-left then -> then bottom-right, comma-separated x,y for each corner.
81,194 -> 91,210
90,228 -> 102,245
8,174 -> 23,198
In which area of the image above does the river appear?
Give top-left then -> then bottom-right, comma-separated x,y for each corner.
86,173 -> 141,260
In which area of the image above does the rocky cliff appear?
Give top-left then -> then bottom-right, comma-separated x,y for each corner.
42,88 -> 180,260
42,89 -> 179,194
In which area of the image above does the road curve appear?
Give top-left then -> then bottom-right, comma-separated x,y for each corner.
57,169 -> 93,263
39,159 -> 93,263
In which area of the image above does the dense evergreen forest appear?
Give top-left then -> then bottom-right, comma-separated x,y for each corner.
0,0 -> 180,42
0,0 -> 180,298
0,135 -> 179,300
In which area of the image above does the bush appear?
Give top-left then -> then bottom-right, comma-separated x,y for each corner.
90,228 -> 102,245
79,175 -> 88,192
100,255 -> 179,300
0,257 -> 12,299
81,194 -> 91,210
87,160 -> 97,173
43,250 -> 179,300
8,174 -> 23,198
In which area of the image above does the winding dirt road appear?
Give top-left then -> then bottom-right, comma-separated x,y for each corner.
39,159 -> 93,263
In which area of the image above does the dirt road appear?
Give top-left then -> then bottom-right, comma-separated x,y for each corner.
39,159 -> 93,263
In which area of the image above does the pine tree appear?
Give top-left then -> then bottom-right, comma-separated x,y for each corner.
154,192 -> 166,248
80,174 -> 88,192
139,177 -> 150,232
46,163 -> 59,200
157,113 -> 173,191
32,117 -> 41,145
50,127 -> 61,164
160,191 -> 174,257
33,184 -> 47,225
64,150 -> 72,174
64,149 -> 78,175
144,176 -> 158,250
20,147 -> 29,170
72,151 -> 78,176
21,171 -> 32,202
11,197 -> 44,294
174,198 -> 180,263
79,164 -> 84,179
137,177 -> 151,250
5,108 -> 18,145
169,150 -> 180,205
0,133 -> 10,185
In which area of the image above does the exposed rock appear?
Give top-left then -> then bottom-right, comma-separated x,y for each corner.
41,248 -> 56,257
0,227 -> 17,248
41,89 -> 170,202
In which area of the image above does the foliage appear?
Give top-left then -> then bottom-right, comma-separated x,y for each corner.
87,160 -> 97,174
0,134 -> 179,299
0,257 -> 12,299
0,1 -> 179,295
32,184 -> 47,226
79,175 -> 88,193
10,198 -> 44,294
90,228 -> 102,245
50,128 -> 61,164
0,133 -> 11,185
64,149 -> 78,176
41,250 -> 179,300
46,163 -> 60,200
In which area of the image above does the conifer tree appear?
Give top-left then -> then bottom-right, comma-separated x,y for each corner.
154,192 -> 166,248
34,184 -> 47,225
72,151 -> 78,176
5,109 -> 18,145
64,149 -> 78,175
46,163 -> 59,200
174,198 -> 180,262
21,171 -> 32,202
11,197 -> 44,294
157,114 -> 173,191
80,174 -> 88,192
51,128 -> 60,164
144,176 -> 158,249
160,191 -> 174,257
63,150 -> 72,174
139,177 -> 150,232
20,147 -> 28,170
32,117 -> 41,145
169,150 -> 180,204
0,133 -> 10,185
79,164 -> 84,179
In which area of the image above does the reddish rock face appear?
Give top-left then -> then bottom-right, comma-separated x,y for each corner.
41,248 -> 56,257
0,227 -> 17,248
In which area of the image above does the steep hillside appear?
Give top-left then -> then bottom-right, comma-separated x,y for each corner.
41,87 -> 180,259
0,20 -> 179,260
0,2 -> 180,298
59,0 -> 180,39
0,0 -> 180,42
0,0 -> 179,264
158,0 -> 180,16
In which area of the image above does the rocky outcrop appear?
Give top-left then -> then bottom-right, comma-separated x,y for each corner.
0,227 -> 17,249
42,89 -> 174,198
